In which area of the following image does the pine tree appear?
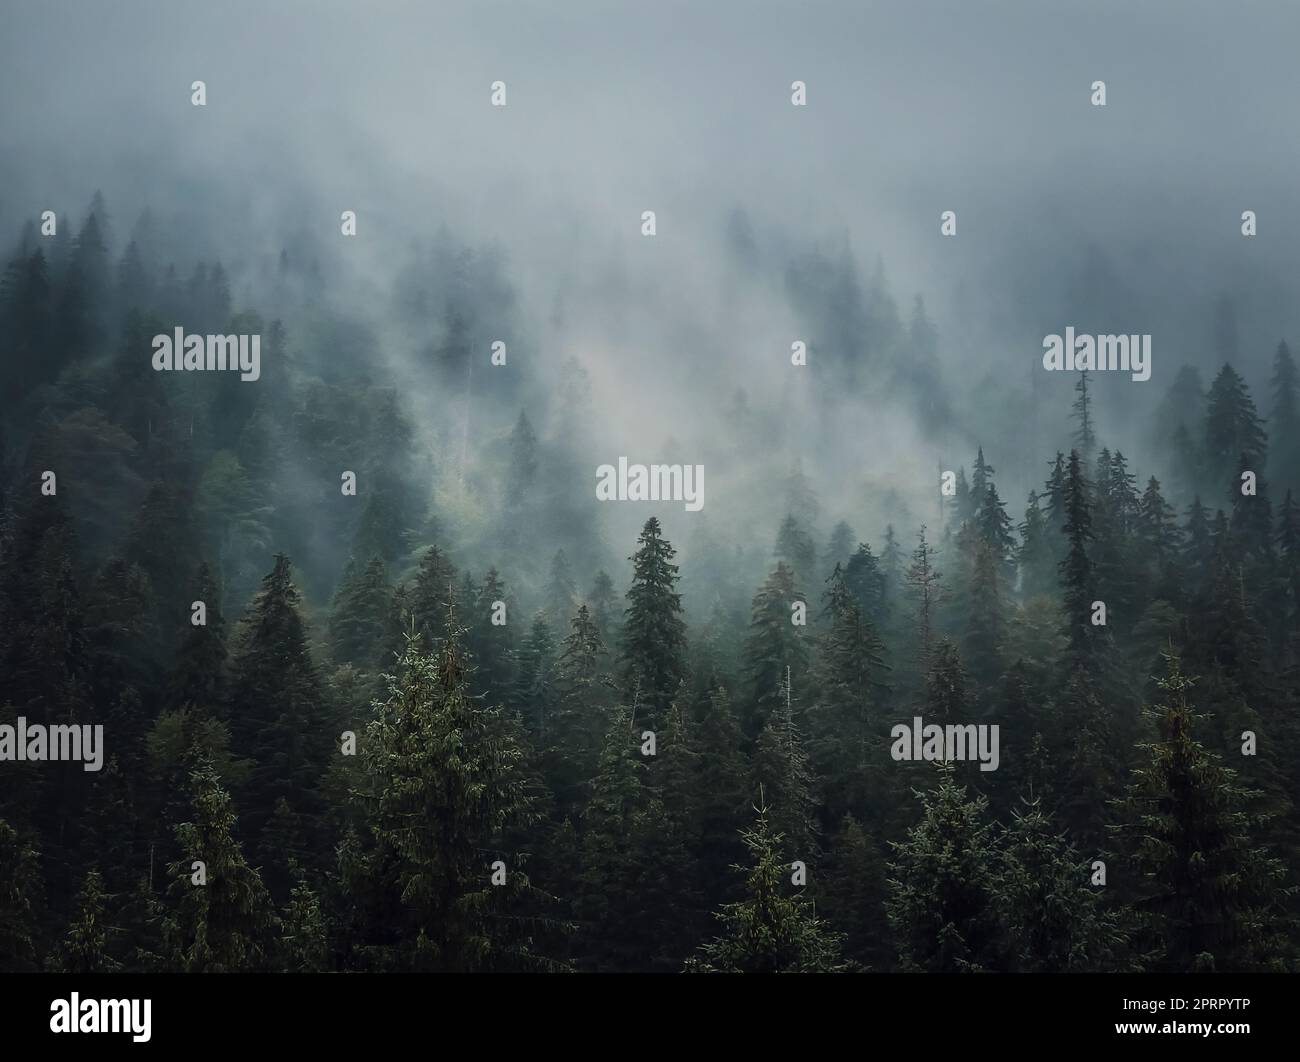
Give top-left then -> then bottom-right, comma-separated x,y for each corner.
355,627 -> 550,971
586,569 -> 618,645
1112,653 -> 1292,971
0,818 -> 43,971
547,605 -> 609,815
1018,491 -> 1057,601
820,813 -> 889,968
169,561 -> 227,714
774,513 -> 816,583
693,686 -> 749,909
48,867 -> 119,973
1058,450 -> 1096,663
278,878 -> 328,972
904,525 -> 943,677
512,611 -> 557,742
685,800 -> 850,972
1072,369 -> 1096,456
579,708 -> 683,970
809,565 -> 889,821
227,555 -> 330,850
1270,341 -> 1299,498
886,767 -> 1007,972
751,669 -> 817,859
1000,799 -> 1124,971
619,518 -> 688,729
544,549 -> 577,629
843,541 -> 888,627
328,555 -> 392,668
409,544 -> 457,649
1204,364 -> 1268,503
740,562 -> 809,738
163,758 -> 276,972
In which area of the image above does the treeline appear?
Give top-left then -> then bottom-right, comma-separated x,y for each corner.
2,196 -> 1299,972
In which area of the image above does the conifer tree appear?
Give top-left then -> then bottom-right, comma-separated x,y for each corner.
904,525 -> 943,677
1270,341 -> 1299,497
0,818 -> 42,971
356,626 -> 548,971
1000,799 -> 1124,971
169,561 -> 227,714
751,669 -> 817,859
228,555 -> 330,848
886,767 -> 1007,972
1072,369 -> 1096,456
579,708 -> 684,970
1018,491 -> 1057,601
48,867 -> 119,973
1204,364 -> 1267,502
1058,450 -> 1096,663
1113,653 -> 1292,971
328,555 -> 392,668
619,518 -> 688,729
774,513 -> 816,583
740,562 -> 809,737
685,801 -> 850,973
163,758 -> 276,972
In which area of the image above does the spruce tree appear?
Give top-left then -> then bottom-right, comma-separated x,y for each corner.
48,867 -> 119,973
163,758 -> 276,972
1113,653 -> 1292,971
685,801 -> 849,973
619,517 -> 687,729
356,626 -> 548,971
740,562 -> 809,738
886,767 -> 1007,972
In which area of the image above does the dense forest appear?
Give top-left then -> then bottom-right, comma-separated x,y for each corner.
1,189 -> 1298,974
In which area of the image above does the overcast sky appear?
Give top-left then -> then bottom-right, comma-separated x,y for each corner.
4,0 -> 1296,543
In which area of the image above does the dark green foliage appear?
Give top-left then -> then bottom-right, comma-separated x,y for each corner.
619,517 -> 688,729
685,801 -> 850,973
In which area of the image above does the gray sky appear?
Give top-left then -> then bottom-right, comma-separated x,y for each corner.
3,0 -> 1296,550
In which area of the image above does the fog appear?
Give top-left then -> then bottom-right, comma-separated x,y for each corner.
3,0 -> 1296,601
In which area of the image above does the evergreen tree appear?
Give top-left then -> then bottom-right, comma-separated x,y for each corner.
619,518 -> 688,729
1058,450 -> 1096,663
1072,369 -> 1096,456
1270,341 -> 1300,497
1204,364 -> 1267,503
48,867 -> 119,973
162,758 -> 276,972
228,555 -> 330,852
1000,799 -> 1124,971
685,800 -> 850,972
886,767 -> 1007,972
169,561 -> 227,714
1113,653 -> 1292,971
1018,491 -> 1057,601
328,555 -> 392,668
0,819 -> 42,971
355,627 -> 552,971
740,562 -> 809,738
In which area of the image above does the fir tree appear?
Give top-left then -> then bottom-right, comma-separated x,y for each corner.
619,518 -> 688,729
162,757 -> 276,972
741,562 -> 809,738
886,767 -> 1007,972
47,867 -> 119,973
1113,653 -> 1292,971
1072,369 -> 1096,456
685,800 -> 850,973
